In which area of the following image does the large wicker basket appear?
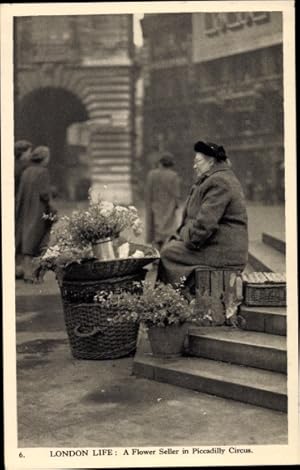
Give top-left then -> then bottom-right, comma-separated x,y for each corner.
58,244 -> 159,359
62,243 -> 159,281
242,272 -> 286,307
63,303 -> 139,360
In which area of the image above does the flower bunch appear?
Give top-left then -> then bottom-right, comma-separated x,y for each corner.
67,200 -> 142,246
94,281 -> 197,328
37,215 -> 93,275
37,197 -> 143,274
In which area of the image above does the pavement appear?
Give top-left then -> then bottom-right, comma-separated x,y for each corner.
15,201 -> 288,448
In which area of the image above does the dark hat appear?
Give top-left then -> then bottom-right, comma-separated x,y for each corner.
194,141 -> 227,161
159,151 -> 175,167
31,146 -> 50,162
14,140 -> 32,159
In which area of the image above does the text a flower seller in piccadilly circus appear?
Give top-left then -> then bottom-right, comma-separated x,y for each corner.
159,140 -> 249,293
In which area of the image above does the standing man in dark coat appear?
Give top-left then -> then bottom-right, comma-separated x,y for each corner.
16,146 -> 55,282
159,141 -> 248,284
145,152 -> 181,250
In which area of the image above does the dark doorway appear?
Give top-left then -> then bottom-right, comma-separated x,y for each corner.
15,87 -> 88,198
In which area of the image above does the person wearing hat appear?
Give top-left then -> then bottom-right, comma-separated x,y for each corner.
159,141 -> 248,287
16,146 -> 56,282
145,151 -> 181,250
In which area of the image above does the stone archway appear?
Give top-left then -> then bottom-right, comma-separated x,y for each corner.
16,87 -> 89,198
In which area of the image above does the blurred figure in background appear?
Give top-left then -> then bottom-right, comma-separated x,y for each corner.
14,140 -> 32,197
245,169 -> 254,202
16,146 -> 57,283
145,151 -> 181,251
15,140 -> 32,279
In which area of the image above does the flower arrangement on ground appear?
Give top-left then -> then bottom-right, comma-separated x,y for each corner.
95,280 -> 197,328
94,280 -> 198,357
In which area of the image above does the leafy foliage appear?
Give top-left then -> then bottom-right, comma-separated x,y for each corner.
94,281 -> 198,328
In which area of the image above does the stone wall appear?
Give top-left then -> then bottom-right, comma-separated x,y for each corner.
15,15 -> 135,204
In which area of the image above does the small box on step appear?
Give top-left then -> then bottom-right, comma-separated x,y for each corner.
242,272 -> 286,307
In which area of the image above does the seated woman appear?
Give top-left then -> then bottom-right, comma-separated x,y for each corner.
159,140 -> 248,289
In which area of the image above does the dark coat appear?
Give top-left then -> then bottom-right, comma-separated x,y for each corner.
160,161 -> 248,283
15,159 -> 29,256
145,167 -> 180,244
16,163 -> 53,256
15,159 -> 28,198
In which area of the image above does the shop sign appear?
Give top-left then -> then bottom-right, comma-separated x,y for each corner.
192,11 -> 282,63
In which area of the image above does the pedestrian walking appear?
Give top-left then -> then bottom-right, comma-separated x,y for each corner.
15,146 -> 56,283
15,140 -> 32,279
159,141 -> 248,291
145,152 -> 181,250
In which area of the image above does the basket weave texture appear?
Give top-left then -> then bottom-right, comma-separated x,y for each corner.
60,272 -> 145,304
63,303 -> 139,360
242,272 -> 286,307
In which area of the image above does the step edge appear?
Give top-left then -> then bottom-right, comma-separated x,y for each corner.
188,331 -> 287,351
133,354 -> 287,395
239,306 -> 287,316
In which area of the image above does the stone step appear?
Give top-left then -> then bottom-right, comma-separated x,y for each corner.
92,158 -> 131,166
262,232 -> 286,254
90,148 -> 131,156
133,341 -> 287,412
188,327 -> 287,373
248,241 -> 286,273
92,173 -> 131,183
88,101 -> 131,111
239,305 -> 286,336
90,141 -> 131,149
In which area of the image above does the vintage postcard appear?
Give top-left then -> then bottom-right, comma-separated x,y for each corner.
1,1 -> 298,468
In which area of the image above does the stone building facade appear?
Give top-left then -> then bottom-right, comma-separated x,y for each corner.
141,12 -> 284,202
15,15 -> 136,204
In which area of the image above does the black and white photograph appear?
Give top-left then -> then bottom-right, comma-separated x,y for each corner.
2,1 -> 298,468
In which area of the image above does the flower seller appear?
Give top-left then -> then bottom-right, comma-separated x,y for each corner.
159,141 -> 248,291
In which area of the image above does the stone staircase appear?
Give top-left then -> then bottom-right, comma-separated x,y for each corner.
84,67 -> 134,203
133,232 -> 287,412
248,230 -> 286,272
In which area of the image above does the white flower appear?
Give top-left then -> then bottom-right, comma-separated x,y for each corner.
115,205 -> 127,213
42,245 -> 61,259
100,201 -> 114,210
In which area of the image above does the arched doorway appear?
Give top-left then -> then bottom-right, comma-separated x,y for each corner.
16,87 -> 89,198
